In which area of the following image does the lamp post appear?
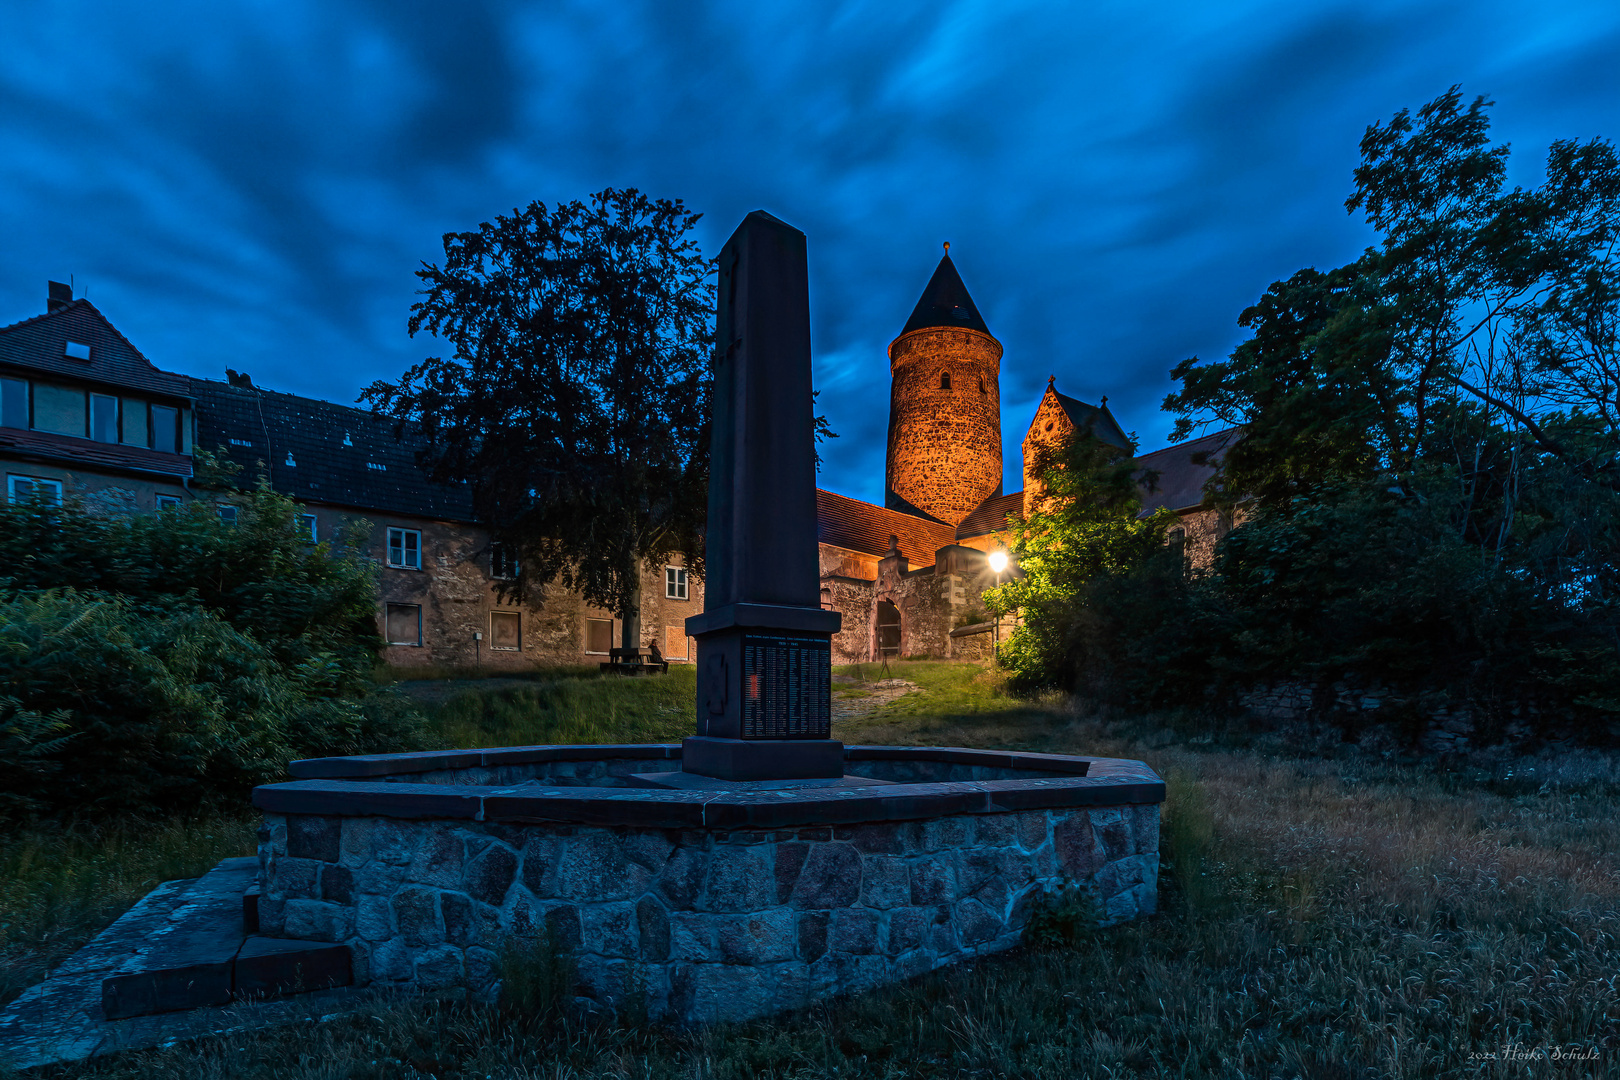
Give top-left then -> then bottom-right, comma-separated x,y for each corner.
988,550 -> 1008,662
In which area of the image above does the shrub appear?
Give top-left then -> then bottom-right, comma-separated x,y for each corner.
0,590 -> 424,818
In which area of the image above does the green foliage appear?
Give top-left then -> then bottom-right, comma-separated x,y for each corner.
1021,885 -> 1101,949
0,590 -> 424,818
498,923 -> 576,1021
363,188 -> 714,655
986,432 -> 1177,692
0,485 -> 424,819
0,475 -> 384,686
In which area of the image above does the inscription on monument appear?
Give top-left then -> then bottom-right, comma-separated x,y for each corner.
740,632 -> 831,739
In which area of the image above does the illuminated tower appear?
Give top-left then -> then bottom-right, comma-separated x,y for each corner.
884,245 -> 1003,526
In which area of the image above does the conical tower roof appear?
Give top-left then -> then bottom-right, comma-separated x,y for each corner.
900,248 -> 990,336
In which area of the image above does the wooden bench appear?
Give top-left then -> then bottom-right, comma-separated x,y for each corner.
600,648 -> 669,676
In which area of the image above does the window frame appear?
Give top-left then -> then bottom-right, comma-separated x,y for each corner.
387,527 -> 422,570
155,494 -> 182,510
150,403 -> 180,453
1,376 -> 29,430
385,602 -> 423,647
217,505 -> 239,524
300,514 -> 318,542
664,565 -> 689,600
489,610 -> 522,652
7,475 -> 63,504
491,542 -> 519,581
90,393 -> 119,444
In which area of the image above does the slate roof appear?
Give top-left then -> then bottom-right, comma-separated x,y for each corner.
899,252 -> 991,337
1135,428 -> 1240,514
1051,389 -> 1131,450
0,300 -> 192,400
191,378 -> 476,522
955,490 -> 1025,540
817,488 -> 955,567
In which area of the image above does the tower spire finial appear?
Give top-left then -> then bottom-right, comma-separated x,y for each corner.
1048,374 -> 1055,386
943,240 -> 950,254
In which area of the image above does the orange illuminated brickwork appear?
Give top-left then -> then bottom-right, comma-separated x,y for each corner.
885,325 -> 1003,526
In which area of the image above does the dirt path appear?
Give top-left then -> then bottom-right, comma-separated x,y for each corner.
830,678 -> 920,723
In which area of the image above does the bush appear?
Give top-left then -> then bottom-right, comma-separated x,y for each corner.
0,482 -> 426,819
0,590 -> 424,818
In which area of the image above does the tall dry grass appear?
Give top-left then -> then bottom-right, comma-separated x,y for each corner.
15,672 -> 1620,1077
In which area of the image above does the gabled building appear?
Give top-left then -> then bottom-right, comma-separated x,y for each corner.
814,253 -> 1234,663
0,283 -> 700,669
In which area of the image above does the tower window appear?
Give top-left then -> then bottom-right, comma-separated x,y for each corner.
939,372 -> 951,390
978,376 -> 986,395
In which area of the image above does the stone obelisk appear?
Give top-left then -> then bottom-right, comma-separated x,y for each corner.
682,211 -> 843,781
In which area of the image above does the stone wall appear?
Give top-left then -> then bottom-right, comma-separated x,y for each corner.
351,508 -> 702,669
885,327 -> 1003,527
255,803 -> 1158,1023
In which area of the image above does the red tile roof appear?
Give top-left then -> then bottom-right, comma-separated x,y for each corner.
0,300 -> 192,399
817,488 -> 954,566
955,490 -> 1024,539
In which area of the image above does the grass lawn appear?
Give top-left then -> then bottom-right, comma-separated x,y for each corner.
8,662 -> 1620,1078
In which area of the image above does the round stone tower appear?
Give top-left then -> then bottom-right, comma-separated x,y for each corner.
885,245 -> 1003,526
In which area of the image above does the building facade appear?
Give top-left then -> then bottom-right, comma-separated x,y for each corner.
0,284 -> 701,669
815,252 -> 1236,664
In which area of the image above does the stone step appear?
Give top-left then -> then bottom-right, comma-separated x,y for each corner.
97,857 -> 353,1020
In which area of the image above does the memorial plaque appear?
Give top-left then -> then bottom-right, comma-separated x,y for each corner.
740,631 -> 831,739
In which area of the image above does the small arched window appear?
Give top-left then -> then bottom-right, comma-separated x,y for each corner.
939,372 -> 952,390
978,376 -> 987,395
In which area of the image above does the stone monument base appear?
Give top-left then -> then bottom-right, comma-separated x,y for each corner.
679,735 -> 845,781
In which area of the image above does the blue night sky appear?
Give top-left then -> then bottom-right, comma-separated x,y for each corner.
3,1 -> 1618,505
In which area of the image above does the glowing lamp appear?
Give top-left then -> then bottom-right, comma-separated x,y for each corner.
988,551 -> 1008,573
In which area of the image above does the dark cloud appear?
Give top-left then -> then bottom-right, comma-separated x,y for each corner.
2,0 -> 1616,505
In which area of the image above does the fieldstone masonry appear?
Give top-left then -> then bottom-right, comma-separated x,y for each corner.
252,747 -> 1162,1024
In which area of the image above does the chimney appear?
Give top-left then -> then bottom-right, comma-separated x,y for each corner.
47,281 -> 72,312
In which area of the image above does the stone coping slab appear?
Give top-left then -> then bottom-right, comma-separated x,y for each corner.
286,743 -> 1099,780
256,747 -> 1163,828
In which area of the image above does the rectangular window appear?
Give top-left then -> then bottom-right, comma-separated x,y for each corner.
33,384 -> 85,436
0,378 -> 26,429
585,617 -> 613,654
151,404 -> 179,453
491,543 -> 519,580
490,610 -> 521,651
300,514 -> 318,542
90,393 -> 118,443
385,603 -> 422,646
8,475 -> 63,504
387,528 -> 422,569
218,505 -> 238,524
155,494 -> 181,510
121,398 -> 147,446
665,566 -> 689,600
664,625 -> 689,661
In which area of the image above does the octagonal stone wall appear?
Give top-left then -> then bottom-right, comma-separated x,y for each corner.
252,746 -> 1162,1024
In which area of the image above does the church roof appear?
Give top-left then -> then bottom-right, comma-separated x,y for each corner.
1135,428 -> 1240,514
817,488 -> 955,566
899,251 -> 991,337
1049,388 -> 1132,450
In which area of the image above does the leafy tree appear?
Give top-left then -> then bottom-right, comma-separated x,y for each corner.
987,429 -> 1176,690
363,189 -> 714,654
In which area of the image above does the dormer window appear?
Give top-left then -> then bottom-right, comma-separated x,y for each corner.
285,452 -> 296,467
939,372 -> 952,390
368,462 -> 387,471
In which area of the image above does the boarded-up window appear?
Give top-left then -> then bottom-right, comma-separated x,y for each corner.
585,617 -> 613,654
664,625 -> 689,660
491,611 -> 521,651
121,398 -> 147,445
33,384 -> 85,436
385,603 -> 421,646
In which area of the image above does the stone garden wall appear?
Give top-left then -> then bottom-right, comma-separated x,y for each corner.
254,803 -> 1158,1024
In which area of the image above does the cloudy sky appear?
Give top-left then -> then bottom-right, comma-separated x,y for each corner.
3,0 -> 1618,503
